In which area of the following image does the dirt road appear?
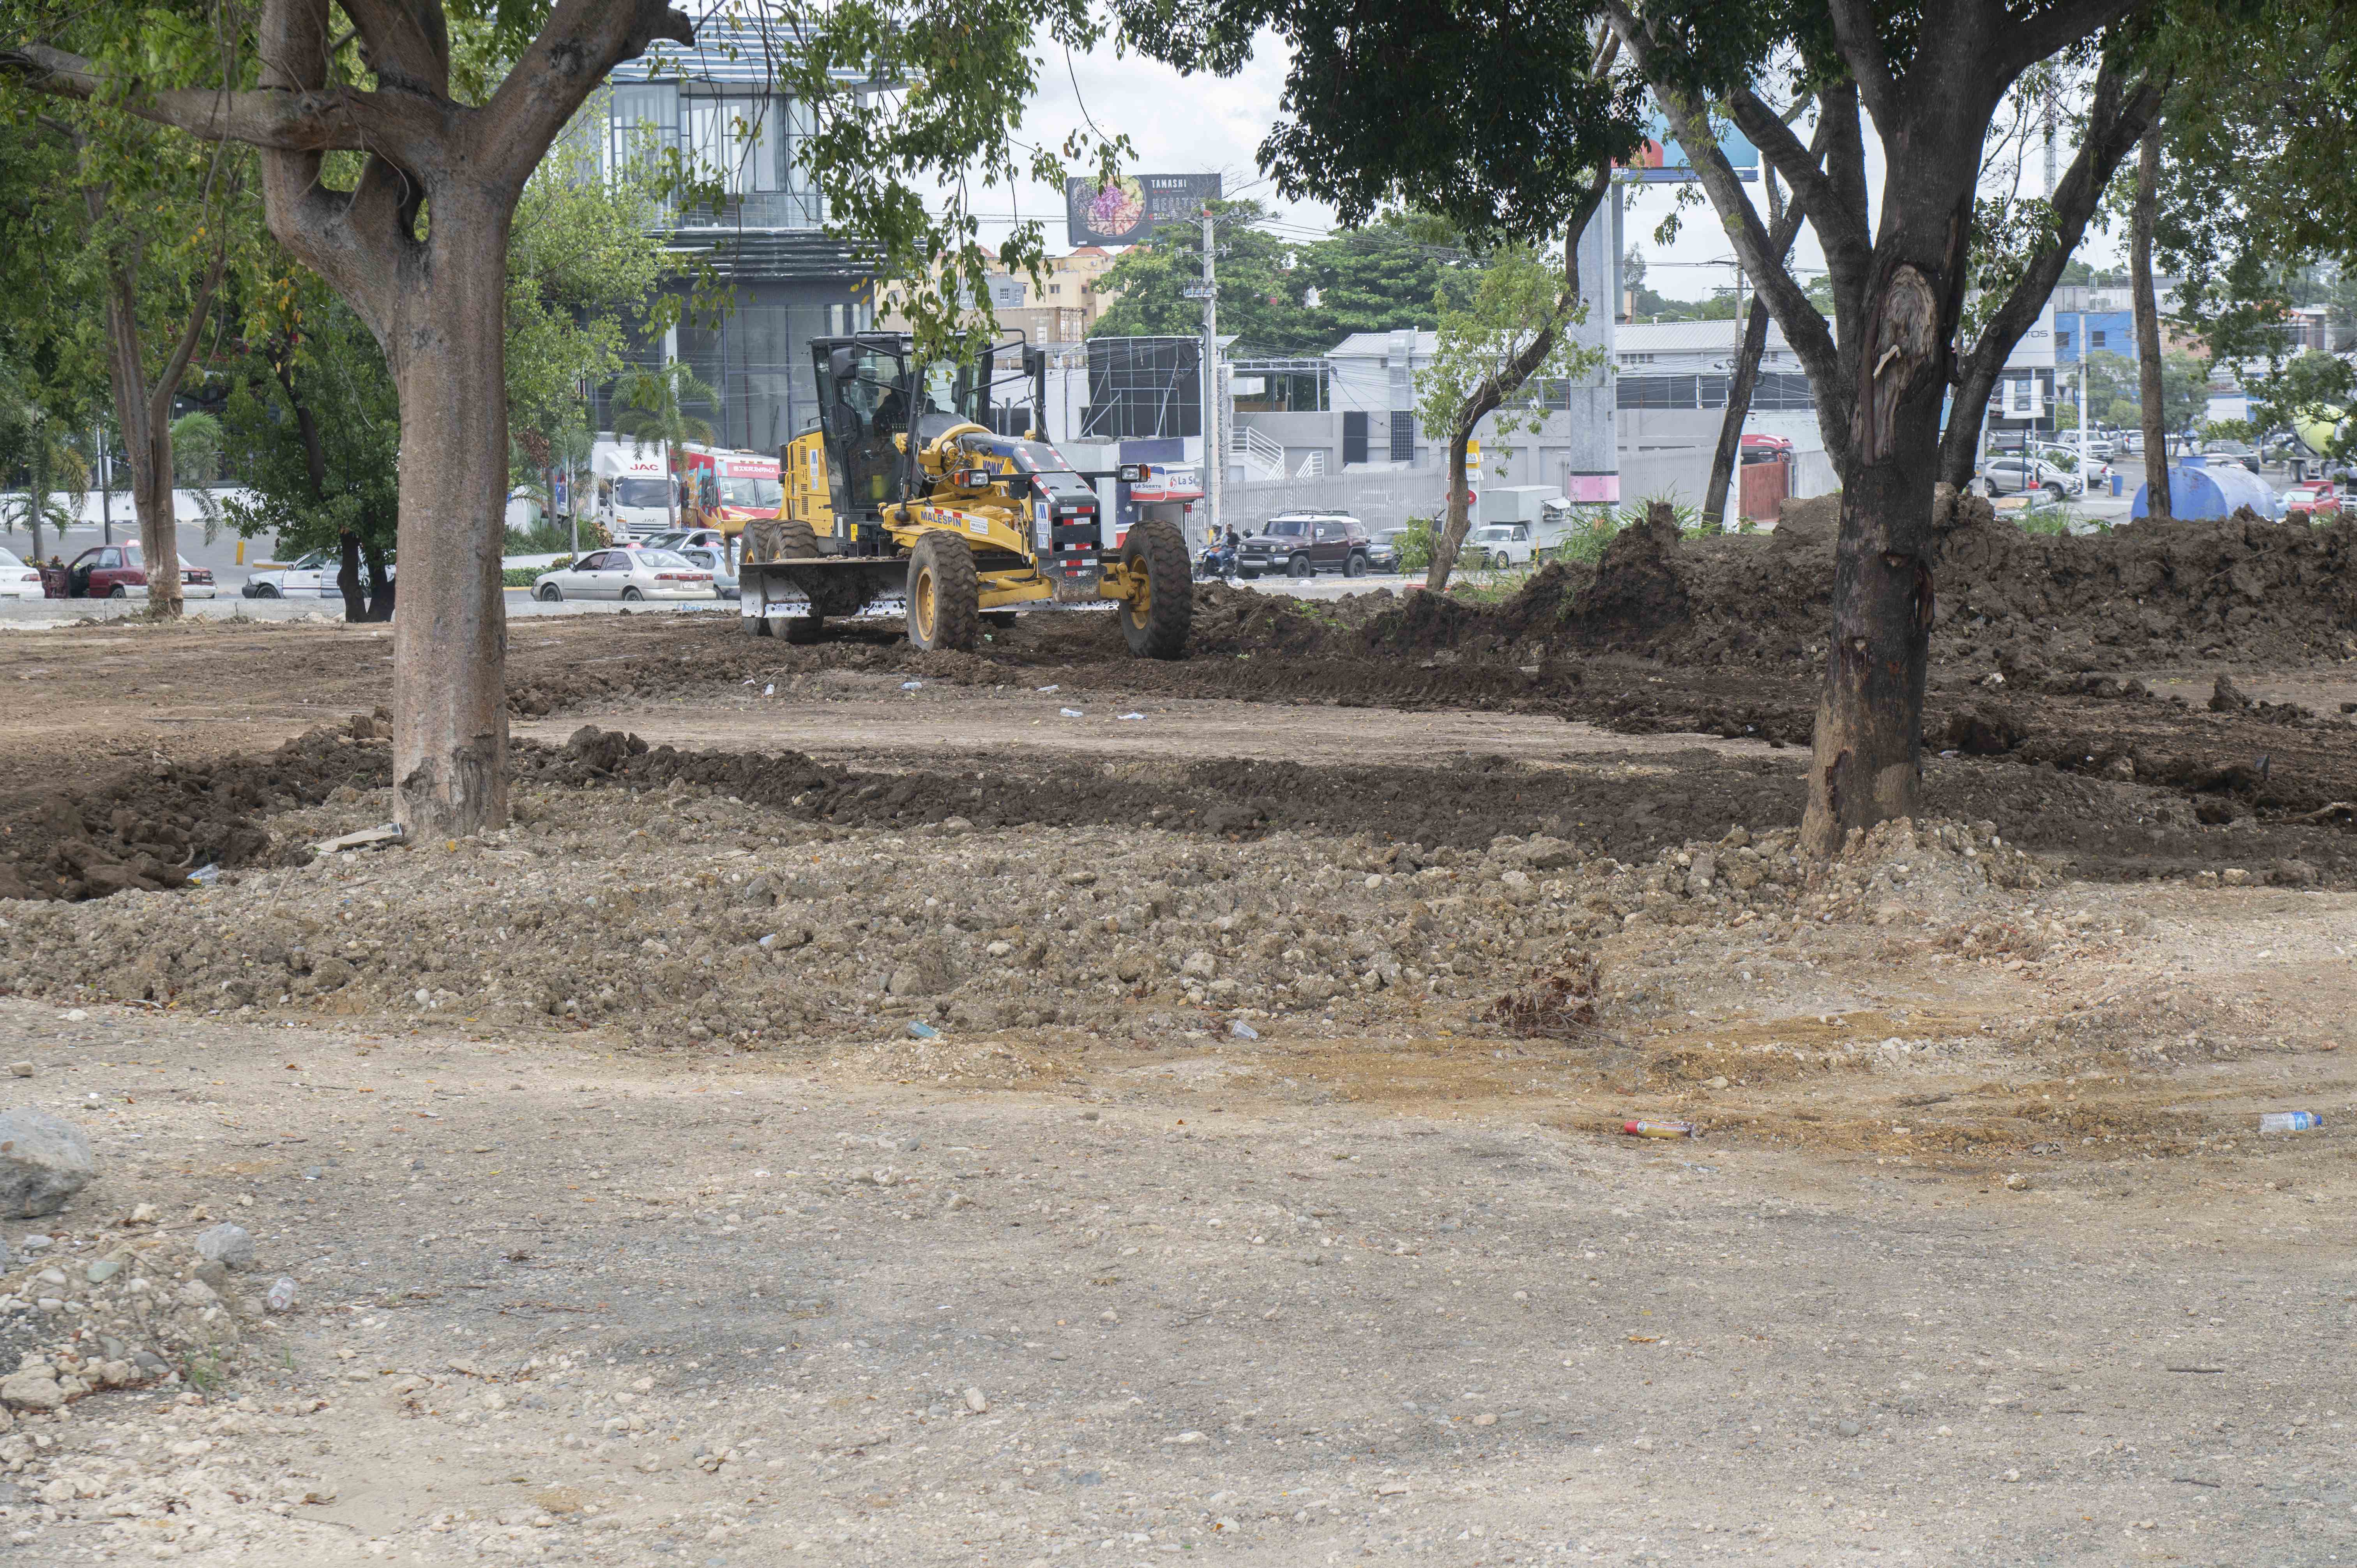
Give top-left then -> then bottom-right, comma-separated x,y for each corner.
0,570 -> 2354,1565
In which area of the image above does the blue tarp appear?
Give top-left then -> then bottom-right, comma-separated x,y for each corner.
2129,456 -> 2280,521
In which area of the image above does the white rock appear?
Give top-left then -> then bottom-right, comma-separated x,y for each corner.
963,1387 -> 988,1414
194,1223 -> 254,1269
0,1108 -> 95,1218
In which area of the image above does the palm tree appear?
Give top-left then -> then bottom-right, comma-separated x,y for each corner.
0,366 -> 88,561
613,360 -> 718,528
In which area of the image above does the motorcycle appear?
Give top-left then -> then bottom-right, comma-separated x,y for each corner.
1195,541 -> 1237,581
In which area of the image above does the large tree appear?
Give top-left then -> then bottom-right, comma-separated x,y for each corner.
7,0 -> 1102,835
1602,3 -> 2166,855
0,96 -> 248,616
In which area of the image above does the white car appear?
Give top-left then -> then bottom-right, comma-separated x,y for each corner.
243,548 -> 334,598
0,546 -> 46,600
1465,522 -> 1535,568
1979,456 -> 2086,501
531,547 -> 716,603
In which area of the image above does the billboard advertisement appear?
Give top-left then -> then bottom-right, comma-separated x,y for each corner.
1617,111 -> 1760,184
1066,173 -> 1223,245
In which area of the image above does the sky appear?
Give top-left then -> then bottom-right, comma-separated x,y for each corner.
978,31 -> 2130,302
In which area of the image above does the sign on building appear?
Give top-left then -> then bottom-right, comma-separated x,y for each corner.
1066,173 -> 1223,245
1617,111 -> 1760,183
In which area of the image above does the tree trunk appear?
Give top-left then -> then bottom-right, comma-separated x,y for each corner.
99,286 -> 183,619
363,542 -> 395,622
1424,428 -> 1480,589
1704,297 -> 1772,532
1705,173 -> 1788,532
1799,252 -> 1957,858
383,200 -> 512,839
2132,126 -> 2172,520
336,528 -> 368,620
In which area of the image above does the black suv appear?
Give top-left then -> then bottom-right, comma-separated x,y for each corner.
1237,513 -> 1372,578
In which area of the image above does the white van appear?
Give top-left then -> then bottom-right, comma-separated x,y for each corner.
590,439 -> 677,539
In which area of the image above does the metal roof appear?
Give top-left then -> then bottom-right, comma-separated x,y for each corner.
610,8 -> 866,88
1615,318 -> 1793,357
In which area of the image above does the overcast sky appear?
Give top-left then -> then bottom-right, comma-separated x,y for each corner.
978,31 -> 2128,302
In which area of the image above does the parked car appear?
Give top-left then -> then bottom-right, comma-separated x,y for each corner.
1236,513 -> 1372,578
673,544 -> 739,600
2117,430 -> 2145,456
243,548 -> 333,598
2201,439 -> 2261,473
1979,457 -> 2082,501
646,528 -> 728,553
531,547 -> 715,602
2282,480 -> 2344,517
1364,528 -> 1407,573
2031,443 -> 2114,488
1464,522 -> 1537,569
0,546 -> 48,600
51,543 -> 216,599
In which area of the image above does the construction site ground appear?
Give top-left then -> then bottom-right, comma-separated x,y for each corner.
0,533 -> 2353,1566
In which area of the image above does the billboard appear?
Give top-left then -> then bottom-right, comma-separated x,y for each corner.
1065,173 -> 1223,245
1616,111 -> 1760,184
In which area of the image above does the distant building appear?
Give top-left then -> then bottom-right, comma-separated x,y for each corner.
876,246 -> 1124,346
595,15 -> 875,455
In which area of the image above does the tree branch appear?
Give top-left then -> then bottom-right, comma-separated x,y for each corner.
1825,0 -> 1899,127
1726,85 -> 1870,282
1994,0 -> 2145,82
1937,62 -> 2166,487
150,234 -> 231,428
0,41 -> 415,154
1606,3 -> 1850,462
475,0 -> 694,190
340,0 -> 451,101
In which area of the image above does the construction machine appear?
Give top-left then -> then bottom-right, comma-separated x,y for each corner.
740,334 -> 1191,657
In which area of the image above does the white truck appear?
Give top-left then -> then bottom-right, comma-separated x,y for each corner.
590,439 -> 678,539
1472,486 -> 1578,563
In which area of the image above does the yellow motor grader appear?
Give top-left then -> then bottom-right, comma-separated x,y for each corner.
740,334 -> 1191,657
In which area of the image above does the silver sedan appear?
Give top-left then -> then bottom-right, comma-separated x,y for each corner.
532,548 -> 717,603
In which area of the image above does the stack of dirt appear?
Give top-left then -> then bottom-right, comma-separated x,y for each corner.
0,722 -> 390,902
1325,500 -> 2357,673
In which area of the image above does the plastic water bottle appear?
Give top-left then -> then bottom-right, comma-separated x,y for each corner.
265,1277 -> 299,1312
2259,1112 -> 2323,1134
1623,1119 -> 1697,1139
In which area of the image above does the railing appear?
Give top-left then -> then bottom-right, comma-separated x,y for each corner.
1237,425 -> 1287,483
1293,449 -> 1326,479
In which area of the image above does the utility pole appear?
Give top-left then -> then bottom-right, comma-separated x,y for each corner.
2042,80 -> 2058,198
97,424 -> 113,546
1198,207 -> 1221,543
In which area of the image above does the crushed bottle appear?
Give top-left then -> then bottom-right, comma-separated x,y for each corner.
1623,1119 -> 1697,1139
2260,1111 -> 2323,1134
265,1277 -> 299,1312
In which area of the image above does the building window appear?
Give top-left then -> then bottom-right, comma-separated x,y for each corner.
2091,329 -> 2106,348
1050,284 -> 1062,295
1389,410 -> 1415,463
2057,330 -> 2072,352
1343,411 -> 1369,466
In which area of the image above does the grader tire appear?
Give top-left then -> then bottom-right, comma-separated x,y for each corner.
906,533 -> 980,652
1117,518 -> 1192,660
746,517 -> 822,563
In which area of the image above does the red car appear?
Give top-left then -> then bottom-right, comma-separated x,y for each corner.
48,543 -> 217,600
2283,480 -> 2343,518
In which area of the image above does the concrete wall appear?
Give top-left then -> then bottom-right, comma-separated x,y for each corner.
1222,467 -> 1452,535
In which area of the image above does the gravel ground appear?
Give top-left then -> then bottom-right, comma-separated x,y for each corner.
0,753 -> 2353,1566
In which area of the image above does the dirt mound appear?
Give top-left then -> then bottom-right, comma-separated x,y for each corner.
1267,503 -> 2357,674
0,719 -> 391,902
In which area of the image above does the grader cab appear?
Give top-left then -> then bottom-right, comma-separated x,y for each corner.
741,334 -> 1191,657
